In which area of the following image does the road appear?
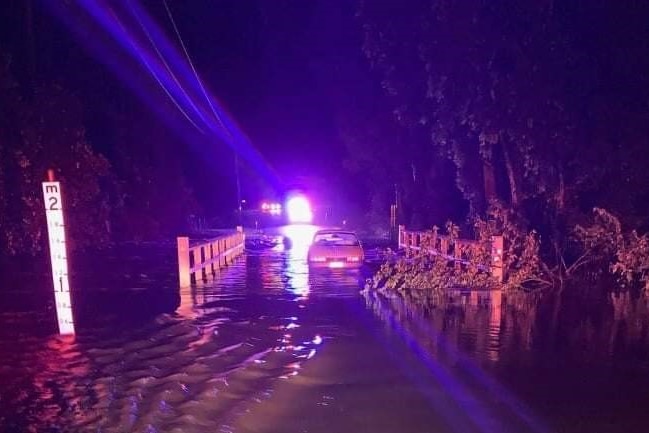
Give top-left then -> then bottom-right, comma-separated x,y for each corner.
3,226 -> 649,433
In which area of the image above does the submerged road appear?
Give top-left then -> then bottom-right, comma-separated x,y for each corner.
3,225 -> 649,433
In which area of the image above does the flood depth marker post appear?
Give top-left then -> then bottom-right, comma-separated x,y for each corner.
42,170 -> 75,335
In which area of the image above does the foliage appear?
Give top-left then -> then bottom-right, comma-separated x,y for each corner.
575,208 -> 649,292
369,247 -> 494,298
0,48 -> 202,257
572,208 -> 624,272
359,1 -> 578,213
368,200 -> 550,295
474,201 -> 548,289
614,233 -> 649,292
334,56 -> 466,230
370,205 -> 649,297
0,81 -> 111,255
358,0 -> 649,264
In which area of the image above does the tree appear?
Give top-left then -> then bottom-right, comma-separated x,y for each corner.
0,53 -> 111,255
107,103 -> 201,241
358,0 -> 649,253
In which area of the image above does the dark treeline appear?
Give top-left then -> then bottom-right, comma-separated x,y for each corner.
2,0 -> 649,270
0,52 -> 217,255
0,1 -> 266,256
0,1 -> 363,257
346,1 -> 649,259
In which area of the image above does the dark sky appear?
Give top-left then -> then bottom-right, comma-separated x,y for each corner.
1,0 -> 370,202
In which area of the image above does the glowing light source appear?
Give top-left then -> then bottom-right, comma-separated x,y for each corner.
286,196 -> 313,224
261,201 -> 282,215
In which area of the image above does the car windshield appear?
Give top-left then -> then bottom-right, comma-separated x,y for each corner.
313,232 -> 360,246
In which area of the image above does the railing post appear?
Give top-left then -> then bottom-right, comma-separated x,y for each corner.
491,235 -> 504,283
236,226 -> 244,253
404,230 -> 412,257
209,242 -> 215,277
219,238 -> 226,267
440,236 -> 449,256
200,245 -> 207,281
432,226 -> 438,251
177,236 -> 190,288
178,228 -> 244,289
398,225 -> 405,249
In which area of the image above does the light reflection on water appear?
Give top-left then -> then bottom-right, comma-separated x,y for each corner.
0,300 -> 326,433
2,240 -> 649,432
369,288 -> 649,371
0,228 -> 365,433
364,288 -> 649,433
279,224 -> 317,299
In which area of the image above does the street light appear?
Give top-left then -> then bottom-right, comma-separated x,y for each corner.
286,195 -> 313,224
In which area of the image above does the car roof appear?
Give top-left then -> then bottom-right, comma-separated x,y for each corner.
314,229 -> 358,236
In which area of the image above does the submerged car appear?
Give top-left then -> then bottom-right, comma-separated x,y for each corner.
307,229 -> 364,268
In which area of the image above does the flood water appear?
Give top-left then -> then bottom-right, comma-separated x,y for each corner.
2,225 -> 649,433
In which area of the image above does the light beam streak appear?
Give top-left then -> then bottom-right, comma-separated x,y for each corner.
46,0 -> 282,191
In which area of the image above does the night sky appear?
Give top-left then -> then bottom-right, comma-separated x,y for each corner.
1,0 -> 366,199
3,0 -> 649,238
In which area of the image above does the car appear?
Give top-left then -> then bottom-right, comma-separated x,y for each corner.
307,229 -> 364,268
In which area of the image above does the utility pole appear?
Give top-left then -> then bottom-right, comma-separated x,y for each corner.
234,152 -> 242,225
391,183 -> 399,244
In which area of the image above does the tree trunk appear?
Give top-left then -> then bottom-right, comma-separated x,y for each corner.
502,142 -> 520,207
483,159 -> 497,203
556,168 -> 565,211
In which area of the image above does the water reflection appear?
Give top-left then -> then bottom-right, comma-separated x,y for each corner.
366,289 -> 548,366
1,304 -> 325,432
280,224 -> 318,299
0,334 -> 91,432
365,287 -> 649,433
557,290 -> 649,368
608,291 -> 649,359
6,241 -> 649,433
363,289 -> 552,433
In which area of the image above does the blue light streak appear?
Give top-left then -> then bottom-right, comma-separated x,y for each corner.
46,0 -> 281,191
362,291 -> 554,433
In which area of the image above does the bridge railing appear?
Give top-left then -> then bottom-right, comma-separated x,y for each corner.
398,225 -> 504,283
177,227 -> 245,287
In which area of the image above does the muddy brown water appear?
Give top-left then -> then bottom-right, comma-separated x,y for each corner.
1,226 -> 649,433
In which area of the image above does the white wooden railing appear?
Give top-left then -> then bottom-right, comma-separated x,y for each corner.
398,225 -> 504,282
177,227 -> 245,287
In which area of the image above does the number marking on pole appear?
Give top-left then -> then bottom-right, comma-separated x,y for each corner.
42,181 -> 75,335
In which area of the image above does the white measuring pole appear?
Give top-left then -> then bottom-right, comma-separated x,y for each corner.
42,171 -> 75,335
